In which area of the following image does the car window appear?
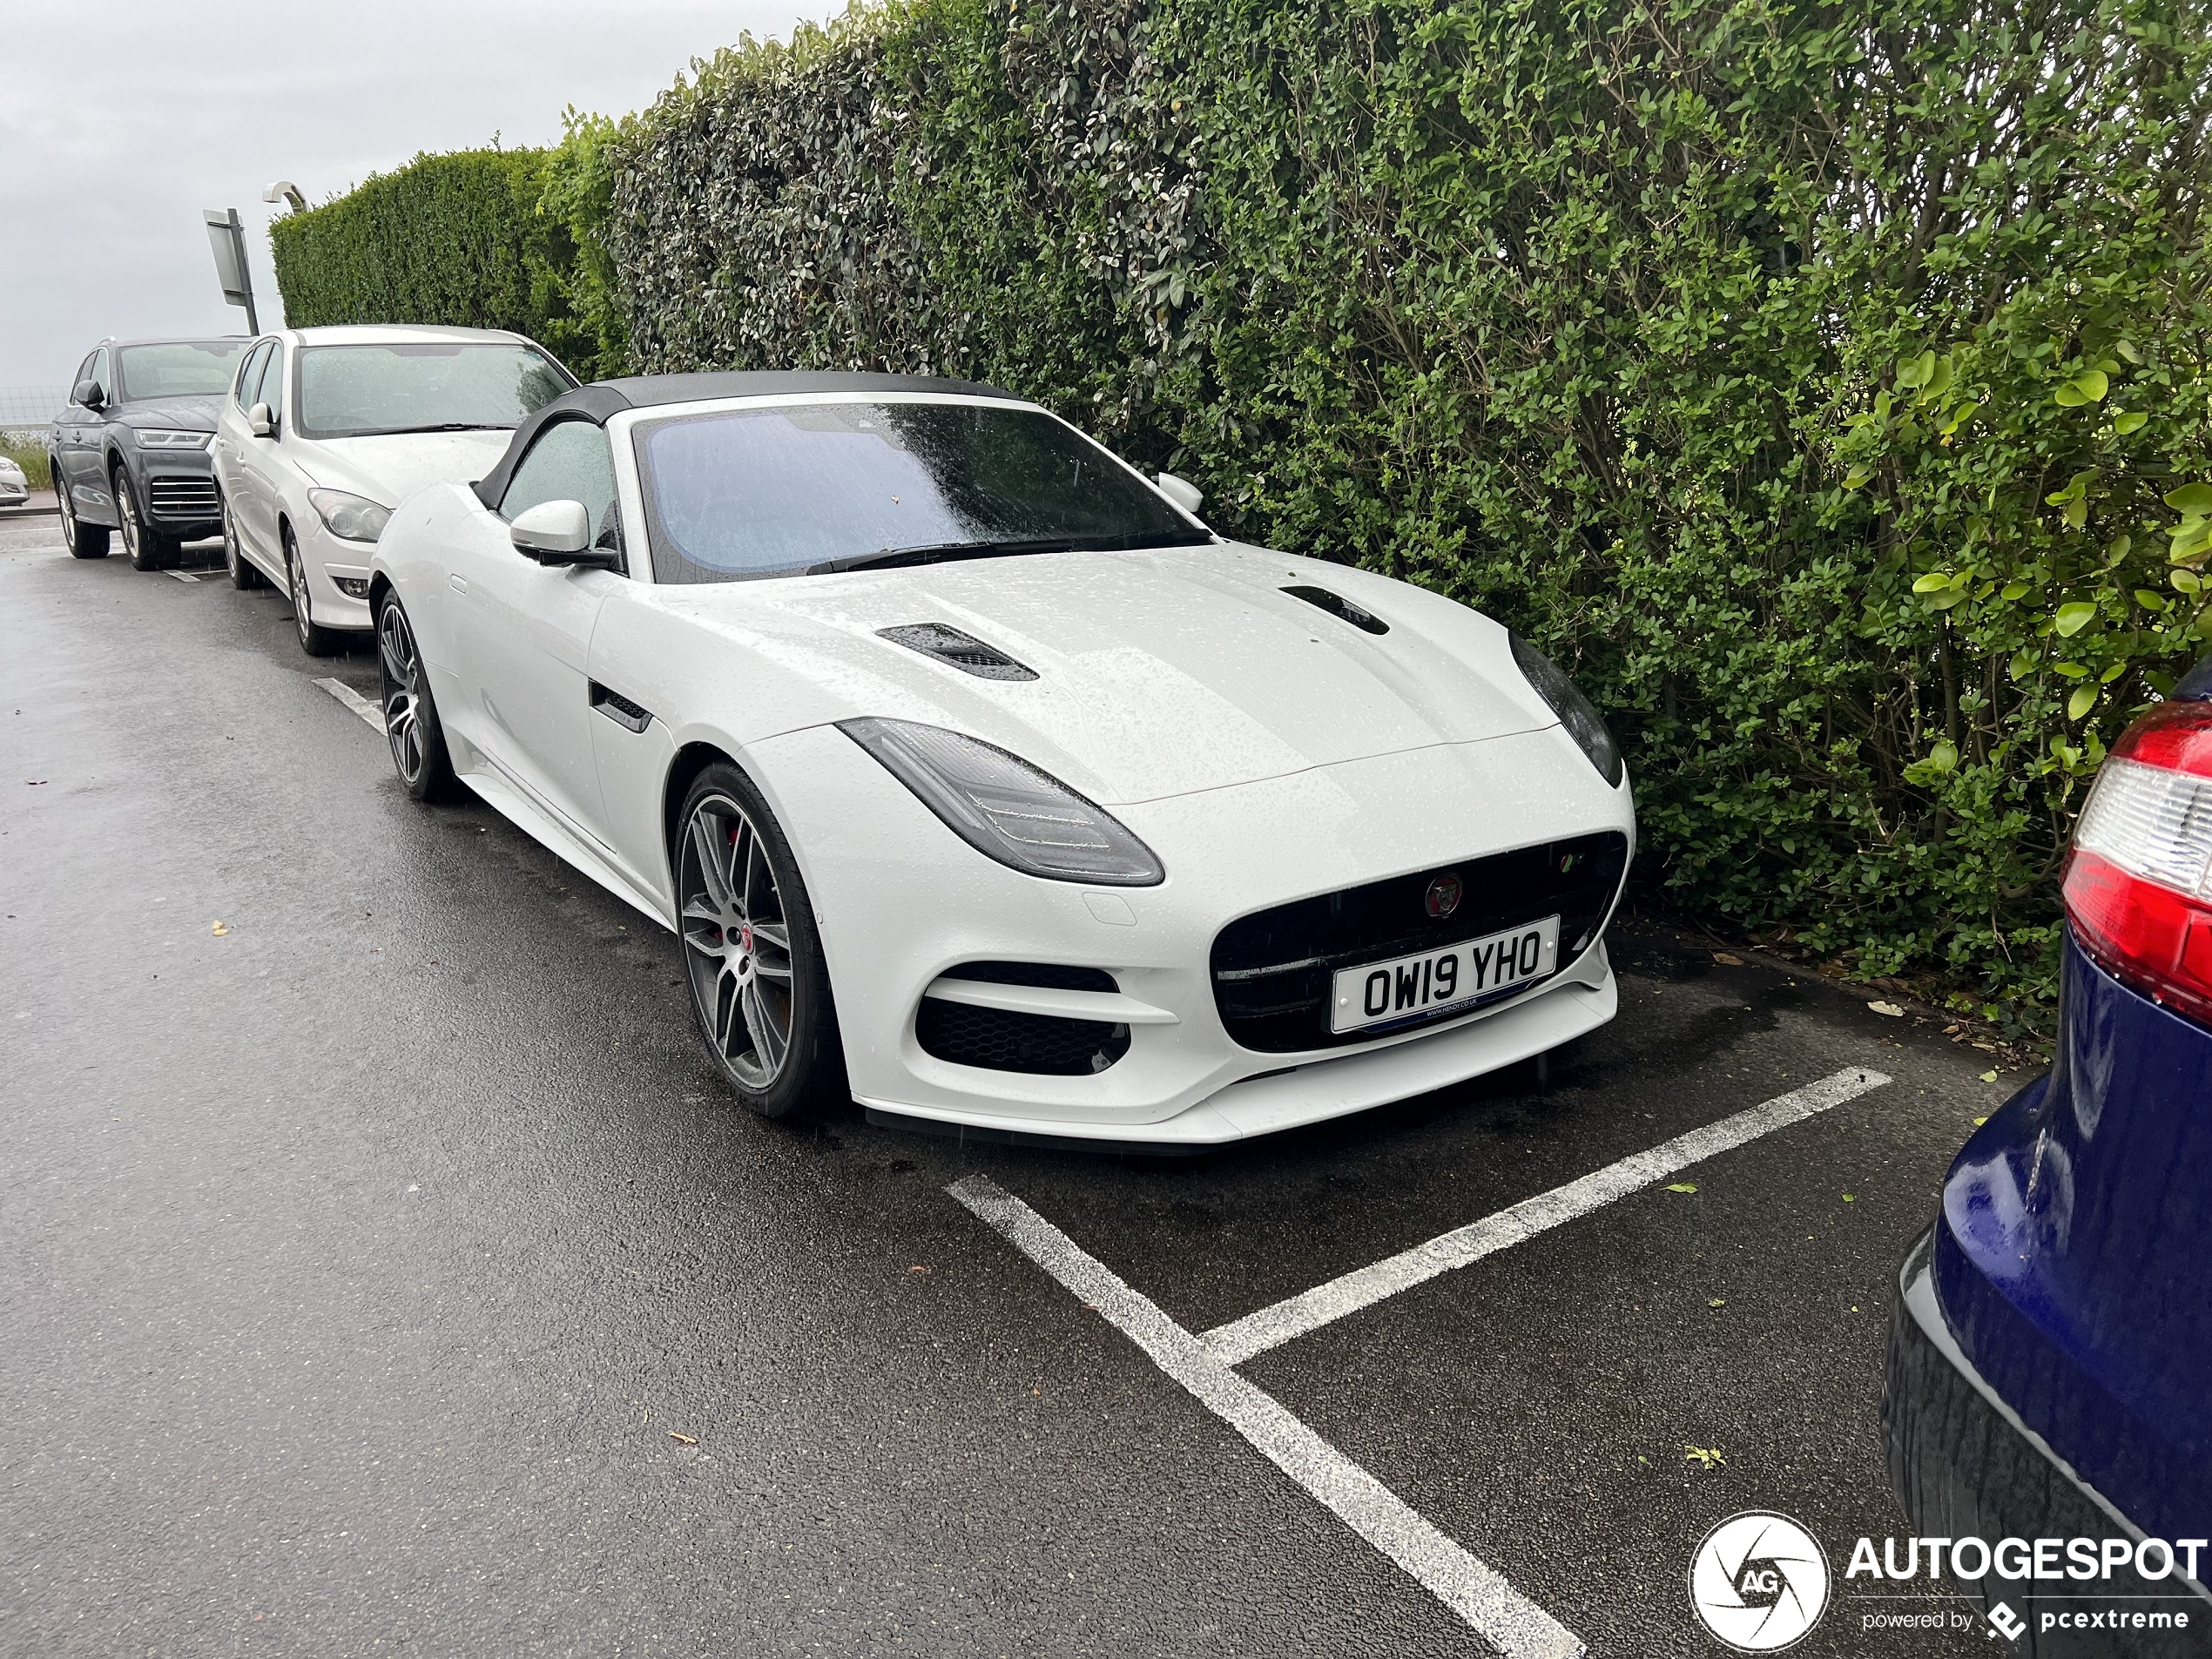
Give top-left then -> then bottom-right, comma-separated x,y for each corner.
501,419 -> 621,554
253,346 -> 284,418
234,343 -> 273,411
116,341 -> 250,401
632,401 -> 1195,584
295,342 -> 572,441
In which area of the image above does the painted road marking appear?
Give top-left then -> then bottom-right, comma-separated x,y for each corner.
949,1174 -> 1585,1659
313,677 -> 383,732
1201,1066 -> 1892,1366
165,570 -> 200,583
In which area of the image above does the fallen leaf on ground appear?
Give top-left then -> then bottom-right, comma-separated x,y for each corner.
211,921 -> 230,936
908,1264 -> 929,1274
1713,952 -> 1744,965
1980,1070 -> 1999,1082
1665,1182 -> 1697,1194
667,1431 -> 698,1446
1685,1445 -> 1726,1469
1973,1116 -> 1989,1126
1868,1000 -> 1905,1017
1708,1298 -> 1726,1308
1842,1193 -> 1857,1203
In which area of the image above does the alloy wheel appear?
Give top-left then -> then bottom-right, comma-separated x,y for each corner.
117,479 -> 141,562
223,500 -> 246,583
377,599 -> 426,785
288,541 -> 314,649
678,793 -> 796,1089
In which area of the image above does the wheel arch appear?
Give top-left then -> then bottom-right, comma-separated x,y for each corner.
662,740 -> 737,877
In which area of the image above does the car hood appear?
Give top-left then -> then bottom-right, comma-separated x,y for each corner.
293,429 -> 515,508
657,543 -> 1561,804
119,395 -> 223,433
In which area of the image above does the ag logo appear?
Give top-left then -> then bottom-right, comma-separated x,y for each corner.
1688,1512 -> 1831,1651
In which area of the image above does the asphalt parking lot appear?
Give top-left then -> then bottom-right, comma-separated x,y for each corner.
2,518 -> 2009,1656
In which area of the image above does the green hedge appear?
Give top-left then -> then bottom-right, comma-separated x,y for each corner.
577,0 -> 2212,1030
269,146 -> 624,380
279,0 -> 2212,1029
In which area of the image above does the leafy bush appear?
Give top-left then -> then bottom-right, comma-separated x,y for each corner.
269,147 -> 623,380
286,0 -> 2211,1028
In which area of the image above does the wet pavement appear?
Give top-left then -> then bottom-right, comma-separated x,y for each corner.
1,523 -> 2006,1656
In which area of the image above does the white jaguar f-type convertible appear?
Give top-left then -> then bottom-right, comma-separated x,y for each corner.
369,372 -> 1635,1145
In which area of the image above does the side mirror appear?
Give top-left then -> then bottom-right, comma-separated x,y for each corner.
76,380 -> 105,410
247,402 -> 274,438
1155,470 -> 1204,516
509,499 -> 613,567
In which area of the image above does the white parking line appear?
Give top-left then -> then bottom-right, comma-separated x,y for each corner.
313,677 -> 384,732
165,570 -> 200,583
949,1174 -> 1586,1659
1200,1065 -> 1892,1366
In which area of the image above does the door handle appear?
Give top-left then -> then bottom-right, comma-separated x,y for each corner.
448,575 -> 469,595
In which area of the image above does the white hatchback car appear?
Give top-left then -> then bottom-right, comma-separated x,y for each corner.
212,324 -> 574,654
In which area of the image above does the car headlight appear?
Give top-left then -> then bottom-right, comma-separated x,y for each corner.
307,489 -> 392,543
839,717 -> 1165,886
135,428 -> 212,449
1510,633 -> 1624,787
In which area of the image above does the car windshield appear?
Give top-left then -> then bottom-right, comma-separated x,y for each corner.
295,342 -> 572,440
634,401 -> 1200,583
116,341 -> 250,400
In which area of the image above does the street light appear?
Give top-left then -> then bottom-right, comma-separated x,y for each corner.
201,207 -> 259,334
262,180 -> 307,213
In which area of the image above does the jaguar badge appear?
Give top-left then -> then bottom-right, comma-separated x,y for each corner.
1425,873 -> 1463,920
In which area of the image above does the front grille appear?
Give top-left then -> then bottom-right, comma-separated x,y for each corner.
147,477 -> 219,518
1210,830 -> 1629,1052
915,999 -> 1130,1075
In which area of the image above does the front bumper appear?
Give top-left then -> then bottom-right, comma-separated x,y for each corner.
1884,1231 -> 2212,1652
753,721 -> 1632,1143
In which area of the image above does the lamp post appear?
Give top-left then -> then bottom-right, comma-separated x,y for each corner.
201,207 -> 258,334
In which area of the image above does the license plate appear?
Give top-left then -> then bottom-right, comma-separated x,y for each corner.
1330,915 -> 1561,1035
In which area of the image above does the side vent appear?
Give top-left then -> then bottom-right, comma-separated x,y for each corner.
878,623 -> 1039,681
1283,585 -> 1388,636
590,681 -> 653,733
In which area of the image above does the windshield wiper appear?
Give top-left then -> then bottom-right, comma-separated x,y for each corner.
807,538 -> 1081,576
337,421 -> 517,438
806,528 -> 1202,577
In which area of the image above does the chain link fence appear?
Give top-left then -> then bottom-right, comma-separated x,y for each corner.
0,387 -> 68,440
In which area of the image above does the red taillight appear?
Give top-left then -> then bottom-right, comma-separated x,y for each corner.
2064,698 -> 2212,1025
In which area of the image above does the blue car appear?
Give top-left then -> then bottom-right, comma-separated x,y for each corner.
1885,660 -> 2212,1649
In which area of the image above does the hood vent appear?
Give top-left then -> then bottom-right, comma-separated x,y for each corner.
878,623 -> 1039,681
1283,585 -> 1389,635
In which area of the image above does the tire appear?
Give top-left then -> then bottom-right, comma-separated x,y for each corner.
284,525 -> 345,657
57,468 -> 108,558
116,467 -> 178,571
222,494 -> 265,590
675,763 -> 846,1120
374,589 -> 457,802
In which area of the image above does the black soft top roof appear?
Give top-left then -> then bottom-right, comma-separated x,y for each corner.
472,370 -> 1026,508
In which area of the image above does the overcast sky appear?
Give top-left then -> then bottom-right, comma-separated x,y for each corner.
1,1 -> 840,398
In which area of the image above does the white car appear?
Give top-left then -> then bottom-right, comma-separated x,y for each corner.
211,324 -> 575,655
369,373 -> 1635,1145
0,454 -> 26,509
